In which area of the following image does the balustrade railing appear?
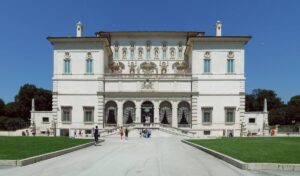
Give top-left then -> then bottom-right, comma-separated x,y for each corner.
104,73 -> 192,79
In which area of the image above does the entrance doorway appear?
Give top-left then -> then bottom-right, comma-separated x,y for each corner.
141,101 -> 154,123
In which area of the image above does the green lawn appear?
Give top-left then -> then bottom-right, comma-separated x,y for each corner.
0,136 -> 92,160
189,137 -> 300,164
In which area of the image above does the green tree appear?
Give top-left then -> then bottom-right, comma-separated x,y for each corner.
0,99 -> 4,116
246,89 -> 284,112
14,84 -> 52,121
288,95 -> 300,107
4,102 -> 19,117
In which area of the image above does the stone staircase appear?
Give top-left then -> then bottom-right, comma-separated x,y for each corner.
100,124 -> 197,138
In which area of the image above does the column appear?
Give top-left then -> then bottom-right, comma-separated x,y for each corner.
117,100 -> 123,127
172,101 -> 178,128
135,100 -> 141,124
154,101 -> 160,123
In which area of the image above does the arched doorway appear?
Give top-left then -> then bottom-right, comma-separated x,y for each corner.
105,101 -> 117,126
159,101 -> 172,125
141,101 -> 154,123
177,101 -> 191,128
123,101 -> 136,124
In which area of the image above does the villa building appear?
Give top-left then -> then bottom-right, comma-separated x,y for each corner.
31,21 -> 268,137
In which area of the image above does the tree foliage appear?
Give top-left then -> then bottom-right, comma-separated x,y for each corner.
14,84 -> 52,120
246,90 -> 300,125
0,99 -> 4,116
246,89 -> 284,112
1,84 -> 52,123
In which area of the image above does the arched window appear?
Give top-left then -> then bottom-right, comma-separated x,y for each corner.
105,101 -> 117,126
177,101 -> 191,128
123,101 -> 136,124
159,101 -> 172,125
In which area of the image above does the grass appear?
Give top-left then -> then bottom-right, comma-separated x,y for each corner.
0,136 -> 92,160
189,137 -> 300,164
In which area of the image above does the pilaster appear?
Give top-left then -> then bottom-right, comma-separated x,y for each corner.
172,101 -> 178,128
117,100 -> 123,127
154,100 -> 160,123
97,95 -> 104,128
135,100 -> 141,123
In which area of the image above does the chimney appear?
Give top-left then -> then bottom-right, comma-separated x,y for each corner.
215,20 -> 222,36
263,98 -> 268,113
31,98 -> 35,111
76,21 -> 83,37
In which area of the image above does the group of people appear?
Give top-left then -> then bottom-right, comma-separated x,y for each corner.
140,128 -> 151,138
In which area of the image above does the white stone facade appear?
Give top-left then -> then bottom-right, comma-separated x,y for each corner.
31,21 -> 268,137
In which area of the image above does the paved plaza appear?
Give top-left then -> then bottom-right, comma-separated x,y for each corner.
0,137 -> 299,176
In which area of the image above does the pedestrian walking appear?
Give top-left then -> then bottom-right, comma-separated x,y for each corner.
148,128 -> 151,138
125,128 -> 129,140
120,127 -> 124,140
94,126 -> 99,145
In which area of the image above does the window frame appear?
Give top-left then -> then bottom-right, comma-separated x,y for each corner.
61,106 -> 72,123
227,59 -> 235,74
42,117 -> 49,124
63,58 -> 71,74
85,58 -> 93,74
203,59 -> 211,74
202,107 -> 213,125
225,107 -> 236,124
249,118 -> 256,124
83,106 -> 94,123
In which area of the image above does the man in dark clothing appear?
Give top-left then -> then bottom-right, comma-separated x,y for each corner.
125,128 -> 129,140
94,126 -> 99,145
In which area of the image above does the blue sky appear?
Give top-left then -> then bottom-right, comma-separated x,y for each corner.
0,0 -> 299,103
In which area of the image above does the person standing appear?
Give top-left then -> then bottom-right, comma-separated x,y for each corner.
31,127 -> 36,136
120,127 -> 124,140
94,126 -> 99,145
125,128 -> 129,140
148,128 -> 151,138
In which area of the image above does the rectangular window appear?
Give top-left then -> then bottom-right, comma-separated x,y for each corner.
204,130 -> 211,135
249,118 -> 256,123
86,59 -> 93,74
130,50 -> 134,59
84,107 -> 94,123
202,108 -> 212,124
61,107 -> 72,123
163,50 -> 166,59
114,50 -> 119,59
178,50 -> 182,59
227,59 -> 234,73
204,59 -> 211,73
64,59 -> 71,74
147,50 -> 150,59
42,117 -> 49,123
225,108 -> 235,123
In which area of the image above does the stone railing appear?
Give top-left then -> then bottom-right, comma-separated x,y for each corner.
104,74 -> 192,79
